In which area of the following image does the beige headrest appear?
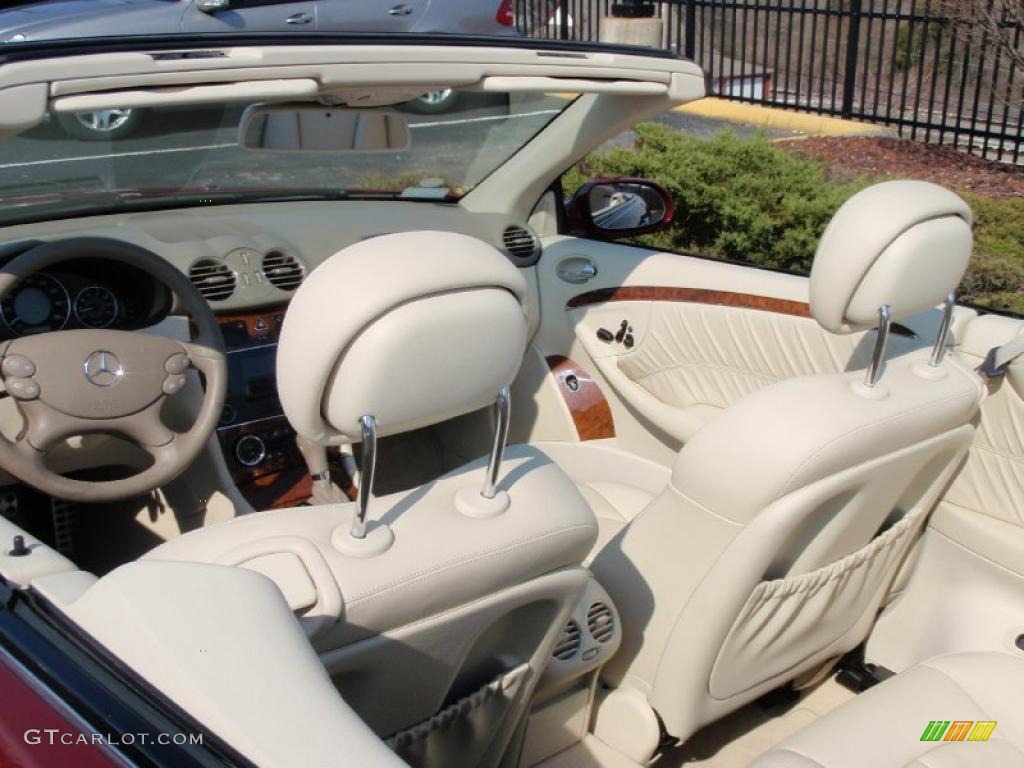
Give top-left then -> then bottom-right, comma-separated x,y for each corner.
277,231 -> 528,444
809,181 -> 973,333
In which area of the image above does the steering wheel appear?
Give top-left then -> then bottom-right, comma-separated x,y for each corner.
0,237 -> 227,503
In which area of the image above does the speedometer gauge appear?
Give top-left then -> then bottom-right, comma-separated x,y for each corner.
1,273 -> 70,335
74,286 -> 118,329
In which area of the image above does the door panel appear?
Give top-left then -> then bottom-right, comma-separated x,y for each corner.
531,235 -> 935,452
315,0 -> 431,32
181,0 -> 317,32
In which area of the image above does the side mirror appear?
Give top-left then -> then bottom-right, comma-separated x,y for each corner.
197,0 -> 230,13
239,104 -> 411,154
565,178 -> 674,238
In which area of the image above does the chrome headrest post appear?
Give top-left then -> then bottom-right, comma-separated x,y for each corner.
481,387 -> 511,500
864,304 -> 892,388
929,293 -> 956,368
351,414 -> 377,539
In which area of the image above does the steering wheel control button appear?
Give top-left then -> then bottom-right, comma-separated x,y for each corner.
6,377 -> 39,400
235,434 -> 267,467
164,353 -> 189,375
163,374 -> 187,395
1,354 -> 35,378
83,350 -> 123,387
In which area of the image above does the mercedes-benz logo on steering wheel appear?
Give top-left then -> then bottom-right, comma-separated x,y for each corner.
83,351 -> 124,387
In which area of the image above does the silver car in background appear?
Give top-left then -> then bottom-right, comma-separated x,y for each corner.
0,0 -> 518,138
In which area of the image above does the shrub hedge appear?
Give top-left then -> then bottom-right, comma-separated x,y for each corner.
564,123 -> 1024,315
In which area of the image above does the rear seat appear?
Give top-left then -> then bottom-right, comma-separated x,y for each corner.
750,652 -> 1024,767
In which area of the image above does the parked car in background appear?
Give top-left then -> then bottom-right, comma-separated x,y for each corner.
1,0 -> 518,138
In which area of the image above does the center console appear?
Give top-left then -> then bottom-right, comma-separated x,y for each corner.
213,307 -> 313,510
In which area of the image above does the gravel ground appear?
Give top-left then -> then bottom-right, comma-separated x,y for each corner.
781,136 -> 1024,198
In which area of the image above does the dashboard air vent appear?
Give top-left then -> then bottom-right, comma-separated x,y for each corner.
502,224 -> 540,261
552,619 -> 581,661
189,259 -> 235,302
263,250 -> 304,292
587,602 -> 615,643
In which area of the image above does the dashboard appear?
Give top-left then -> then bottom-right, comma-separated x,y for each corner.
0,200 -> 540,509
0,258 -> 171,339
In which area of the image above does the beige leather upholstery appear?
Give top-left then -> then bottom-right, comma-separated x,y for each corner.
943,312 -> 1024,527
529,441 -> 671,561
277,230 -> 528,443
64,561 -> 407,768
809,181 -> 972,333
140,231 -> 596,765
607,301 -> 924,443
146,445 -> 597,650
588,182 -> 984,743
864,312 -> 1024,672
750,653 -> 1024,768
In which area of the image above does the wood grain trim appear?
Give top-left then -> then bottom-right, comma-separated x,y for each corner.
213,303 -> 289,349
546,356 -> 615,441
566,286 -> 917,336
239,468 -> 312,511
568,286 -> 810,317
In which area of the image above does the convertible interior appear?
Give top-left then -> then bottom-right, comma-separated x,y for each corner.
0,37 -> 1023,768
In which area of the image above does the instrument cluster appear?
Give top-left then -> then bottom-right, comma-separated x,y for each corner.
0,259 -> 171,338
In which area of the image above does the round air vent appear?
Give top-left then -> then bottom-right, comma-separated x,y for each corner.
502,224 -> 540,263
552,619 -> 581,661
188,259 -> 235,302
262,249 -> 304,292
587,602 -> 615,643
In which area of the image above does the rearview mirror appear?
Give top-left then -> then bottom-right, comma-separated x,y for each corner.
565,178 -> 674,238
239,104 -> 411,154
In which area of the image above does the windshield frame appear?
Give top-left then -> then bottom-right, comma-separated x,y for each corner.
0,31 -> 682,66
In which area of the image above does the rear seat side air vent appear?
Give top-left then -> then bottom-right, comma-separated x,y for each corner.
188,258 -> 236,301
552,619 -> 582,661
502,224 -> 541,266
587,602 -> 615,643
262,249 -> 305,292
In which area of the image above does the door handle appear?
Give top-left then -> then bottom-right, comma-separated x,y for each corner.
389,4 -> 414,15
286,12 -> 313,24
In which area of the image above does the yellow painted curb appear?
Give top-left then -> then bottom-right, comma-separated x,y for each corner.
675,97 -> 889,137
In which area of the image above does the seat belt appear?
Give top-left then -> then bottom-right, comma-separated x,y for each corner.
979,331 -> 1024,378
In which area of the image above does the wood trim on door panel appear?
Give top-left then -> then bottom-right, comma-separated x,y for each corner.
546,356 -> 615,441
566,286 -> 917,336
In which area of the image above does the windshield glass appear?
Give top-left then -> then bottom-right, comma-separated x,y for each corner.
0,92 -> 571,225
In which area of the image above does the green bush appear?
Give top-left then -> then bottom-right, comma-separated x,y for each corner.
958,193 -> 1024,314
566,123 -> 865,274
564,123 -> 1024,315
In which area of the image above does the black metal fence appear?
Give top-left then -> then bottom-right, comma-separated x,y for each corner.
515,1 -> 1024,164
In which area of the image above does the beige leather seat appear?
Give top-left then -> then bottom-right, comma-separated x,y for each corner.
590,181 -> 986,746
750,652 -> 1024,768
145,231 -> 599,767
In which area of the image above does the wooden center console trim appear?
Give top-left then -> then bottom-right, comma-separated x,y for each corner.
546,355 -> 615,441
241,468 -> 313,511
566,286 -> 917,336
214,304 -> 289,349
